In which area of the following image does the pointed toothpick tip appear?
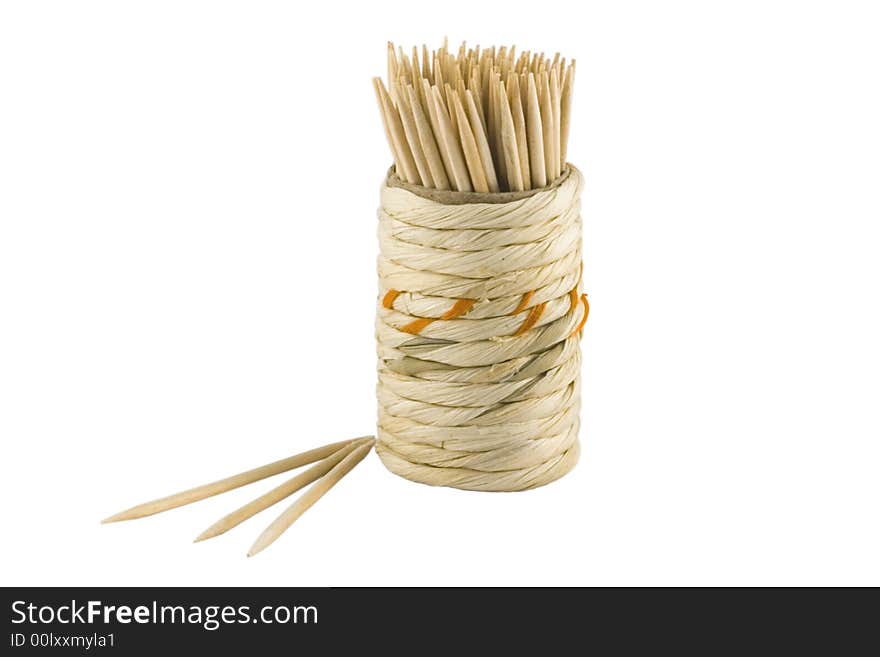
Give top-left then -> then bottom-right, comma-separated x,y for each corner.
247,530 -> 274,557
101,510 -> 135,524
193,527 -> 219,543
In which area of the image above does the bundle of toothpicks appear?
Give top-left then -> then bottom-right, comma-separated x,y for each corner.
104,437 -> 374,557
374,39 -> 575,192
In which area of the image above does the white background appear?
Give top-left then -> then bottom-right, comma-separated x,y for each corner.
1,1 -> 878,586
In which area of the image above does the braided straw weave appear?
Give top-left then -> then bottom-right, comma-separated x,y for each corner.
376,165 -> 587,491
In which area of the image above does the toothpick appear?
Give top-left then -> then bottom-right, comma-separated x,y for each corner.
102,437 -> 369,523
490,71 -> 507,189
526,73 -> 546,188
469,71 -> 487,130
451,90 -> 490,192
387,42 -> 398,90
507,75 -> 531,189
499,82 -> 524,192
248,441 -> 374,556
464,89 -> 499,192
560,60 -> 575,165
374,78 -> 420,184
431,86 -> 472,192
444,83 -> 458,136
550,68 -> 562,179
421,44 -> 431,79
397,46 -> 411,83
396,87 -> 433,187
433,55 -> 444,89
422,79 -> 455,182
373,79 -> 404,175
480,55 -> 492,110
407,86 -> 450,190
411,46 -> 421,86
539,71 -> 556,182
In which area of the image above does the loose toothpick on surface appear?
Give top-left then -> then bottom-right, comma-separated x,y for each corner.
103,436 -> 376,556
102,438 -> 367,523
374,41 -> 575,192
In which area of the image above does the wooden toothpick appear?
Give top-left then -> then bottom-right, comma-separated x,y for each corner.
560,60 -> 575,165
407,85 -> 450,190
490,71 -> 507,190
499,82 -> 524,192
396,88 -> 434,187
422,78 -> 455,182
451,90 -> 490,193
464,89 -> 499,192
374,78 -> 419,184
386,42 -> 398,91
507,75 -> 531,189
373,78 -> 404,176
539,71 -> 556,182
430,86 -> 472,192
526,72 -> 547,188
550,67 -> 562,179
